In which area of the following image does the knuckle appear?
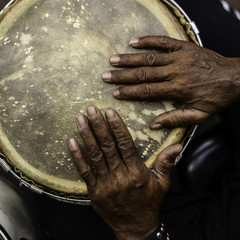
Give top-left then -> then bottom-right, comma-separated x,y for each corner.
134,67 -> 159,82
79,167 -> 91,180
118,139 -> 137,158
135,67 -> 148,82
138,83 -> 152,98
101,140 -> 116,155
144,52 -> 157,66
158,160 -> 172,175
118,136 -> 134,150
89,149 -> 103,162
109,118 -> 122,130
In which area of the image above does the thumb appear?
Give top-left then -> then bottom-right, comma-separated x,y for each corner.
149,108 -> 209,129
153,144 -> 183,192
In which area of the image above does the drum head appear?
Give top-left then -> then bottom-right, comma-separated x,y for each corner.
0,0 -> 191,199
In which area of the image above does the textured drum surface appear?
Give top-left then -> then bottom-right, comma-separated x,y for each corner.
0,0 -> 188,197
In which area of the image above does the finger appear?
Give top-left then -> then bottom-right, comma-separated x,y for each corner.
76,114 -> 107,175
112,82 -> 182,101
69,138 -> 96,189
105,109 -> 142,168
129,36 -> 187,52
109,52 -> 174,67
149,108 -> 210,129
86,106 -> 122,172
152,144 -> 183,192
102,65 -> 174,84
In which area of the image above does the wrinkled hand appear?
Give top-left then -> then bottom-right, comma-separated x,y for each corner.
69,106 -> 182,240
102,36 -> 240,129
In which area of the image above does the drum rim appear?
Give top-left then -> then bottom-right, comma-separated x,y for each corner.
0,0 -> 201,205
0,226 -> 11,240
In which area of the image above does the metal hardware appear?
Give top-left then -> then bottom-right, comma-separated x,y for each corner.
30,184 -> 44,195
0,225 -> 12,240
190,21 -> 200,35
0,157 -> 11,172
166,0 -> 203,47
19,180 -> 43,195
0,0 -> 17,15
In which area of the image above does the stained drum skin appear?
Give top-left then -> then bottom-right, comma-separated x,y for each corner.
0,0 -> 188,197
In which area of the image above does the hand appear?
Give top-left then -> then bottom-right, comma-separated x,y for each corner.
69,106 -> 182,240
102,36 -> 240,129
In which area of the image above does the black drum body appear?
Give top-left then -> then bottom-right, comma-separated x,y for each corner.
0,179 -> 38,240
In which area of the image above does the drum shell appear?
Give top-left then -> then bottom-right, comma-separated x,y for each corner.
0,178 -> 39,240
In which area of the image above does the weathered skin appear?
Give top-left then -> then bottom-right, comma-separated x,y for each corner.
68,36 -> 240,239
69,106 -> 182,240
102,36 -> 240,129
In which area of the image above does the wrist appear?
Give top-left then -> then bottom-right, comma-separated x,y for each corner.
146,223 -> 170,240
113,222 -> 170,240
112,221 -> 160,240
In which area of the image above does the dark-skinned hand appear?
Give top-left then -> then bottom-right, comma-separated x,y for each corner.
102,36 -> 240,129
69,106 -> 182,240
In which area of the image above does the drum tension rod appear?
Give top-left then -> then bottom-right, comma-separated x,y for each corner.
190,21 -> 200,35
0,157 -> 11,172
19,180 -> 44,195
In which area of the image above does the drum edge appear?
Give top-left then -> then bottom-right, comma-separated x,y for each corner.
0,0 -> 202,205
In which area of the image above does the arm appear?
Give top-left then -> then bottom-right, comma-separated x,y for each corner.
69,106 -> 182,240
102,36 -> 240,128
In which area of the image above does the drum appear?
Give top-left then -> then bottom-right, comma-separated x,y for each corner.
0,179 -> 39,240
0,0 -> 201,204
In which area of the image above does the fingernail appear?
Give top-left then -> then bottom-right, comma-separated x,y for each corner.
150,123 -> 162,129
110,55 -> 120,65
77,115 -> 87,128
87,106 -> 97,116
69,138 -> 78,151
113,89 -> 120,97
102,71 -> 112,81
106,109 -> 116,119
129,38 -> 139,46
